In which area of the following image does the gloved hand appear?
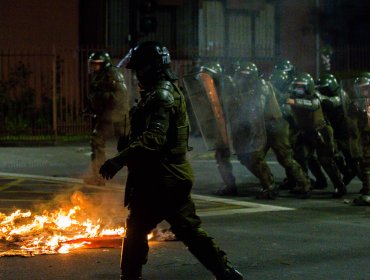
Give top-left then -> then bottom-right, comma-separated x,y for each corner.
99,157 -> 124,180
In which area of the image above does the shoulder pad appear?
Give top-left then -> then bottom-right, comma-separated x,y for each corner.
149,81 -> 175,108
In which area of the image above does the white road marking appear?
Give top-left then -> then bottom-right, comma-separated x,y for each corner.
192,159 -> 279,165
0,172 -> 294,216
192,194 -> 294,216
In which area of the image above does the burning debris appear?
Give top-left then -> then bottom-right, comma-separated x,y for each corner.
0,191 -> 126,257
0,190 -> 176,257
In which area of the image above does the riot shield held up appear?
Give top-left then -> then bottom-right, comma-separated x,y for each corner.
181,72 -> 228,150
224,76 -> 267,154
226,91 -> 267,154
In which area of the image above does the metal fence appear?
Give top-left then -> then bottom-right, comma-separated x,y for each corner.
0,47 -> 196,144
0,45 -> 368,144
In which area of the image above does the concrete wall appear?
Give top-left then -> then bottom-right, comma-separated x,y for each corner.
279,0 -> 317,76
0,0 -> 79,50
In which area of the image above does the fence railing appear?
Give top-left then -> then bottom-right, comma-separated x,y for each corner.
0,46 -> 368,143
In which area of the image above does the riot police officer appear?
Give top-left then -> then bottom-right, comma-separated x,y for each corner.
83,51 -> 129,186
347,75 -> 370,205
316,74 -> 358,185
287,73 -> 346,198
272,59 -> 296,83
99,41 -> 244,280
202,62 -> 238,196
271,68 -> 329,191
231,62 -> 311,199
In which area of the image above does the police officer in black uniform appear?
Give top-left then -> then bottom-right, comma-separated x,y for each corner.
99,41 -> 244,280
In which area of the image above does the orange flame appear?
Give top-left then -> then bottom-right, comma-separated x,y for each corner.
0,192 -> 126,257
1,191 -> 165,257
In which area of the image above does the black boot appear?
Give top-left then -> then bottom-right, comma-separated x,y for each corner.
256,185 -> 278,200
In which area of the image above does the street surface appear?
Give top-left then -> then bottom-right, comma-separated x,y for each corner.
0,136 -> 369,280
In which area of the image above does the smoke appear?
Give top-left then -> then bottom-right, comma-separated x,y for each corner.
34,188 -> 128,229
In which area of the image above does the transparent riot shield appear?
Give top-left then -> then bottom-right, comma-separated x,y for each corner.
181,72 -> 228,150
225,79 -> 267,154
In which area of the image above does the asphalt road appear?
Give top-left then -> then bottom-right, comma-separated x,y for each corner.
0,136 -> 369,280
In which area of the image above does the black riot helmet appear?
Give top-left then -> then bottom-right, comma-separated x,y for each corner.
274,59 -> 295,81
119,41 -> 177,86
354,76 -> 370,98
269,69 -> 290,93
316,74 -> 339,97
290,73 -> 315,96
88,51 -> 112,72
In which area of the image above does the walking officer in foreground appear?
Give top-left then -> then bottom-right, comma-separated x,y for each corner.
99,41 -> 244,280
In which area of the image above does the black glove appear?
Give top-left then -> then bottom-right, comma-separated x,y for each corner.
99,157 -> 124,180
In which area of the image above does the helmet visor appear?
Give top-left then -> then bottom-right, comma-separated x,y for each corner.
355,83 -> 370,98
291,86 -> 307,95
89,60 -> 104,73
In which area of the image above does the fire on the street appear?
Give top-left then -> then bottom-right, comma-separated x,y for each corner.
0,197 -> 126,257
0,190 -> 174,257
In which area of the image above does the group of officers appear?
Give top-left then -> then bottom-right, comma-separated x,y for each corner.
83,50 -> 370,206
81,42 -> 368,279
184,59 -> 370,205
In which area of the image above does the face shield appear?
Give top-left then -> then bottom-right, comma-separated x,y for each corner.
89,60 -> 104,73
355,82 -> 370,98
291,85 -> 307,96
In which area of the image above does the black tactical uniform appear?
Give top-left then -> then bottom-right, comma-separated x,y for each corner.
287,73 -> 346,198
99,41 -> 244,280
84,51 -> 129,186
232,62 -> 311,199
